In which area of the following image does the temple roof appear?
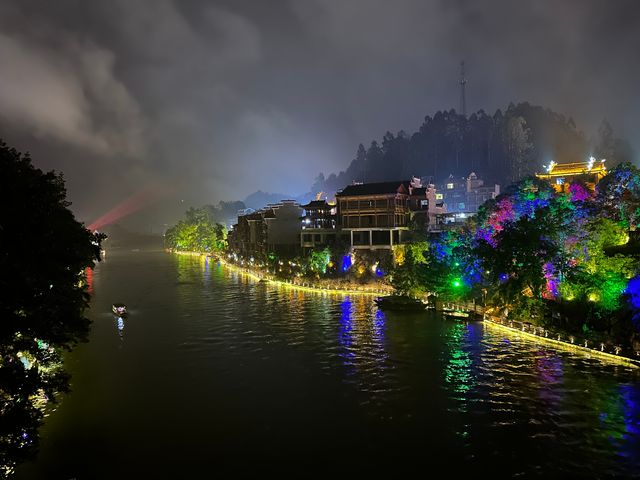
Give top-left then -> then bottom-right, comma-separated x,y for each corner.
301,200 -> 330,209
537,160 -> 607,177
337,181 -> 409,197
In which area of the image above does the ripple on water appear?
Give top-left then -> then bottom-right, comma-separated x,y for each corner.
61,251 -> 640,477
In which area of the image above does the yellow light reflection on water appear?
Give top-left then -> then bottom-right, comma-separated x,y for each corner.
484,319 -> 639,369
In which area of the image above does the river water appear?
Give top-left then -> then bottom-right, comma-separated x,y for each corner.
15,248 -> 640,478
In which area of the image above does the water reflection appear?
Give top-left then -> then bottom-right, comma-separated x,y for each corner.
372,309 -> 386,349
165,255 -> 640,475
84,267 -> 94,294
20,252 -> 640,478
443,322 -> 478,398
115,316 -> 125,341
534,352 -> 564,408
338,297 -> 355,373
597,383 -> 640,461
203,256 -> 210,284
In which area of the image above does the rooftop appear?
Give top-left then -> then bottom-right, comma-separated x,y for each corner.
537,159 -> 607,177
301,200 -> 330,209
337,181 -> 409,197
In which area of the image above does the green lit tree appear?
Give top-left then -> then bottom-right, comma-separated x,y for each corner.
391,244 -> 429,298
308,247 -> 331,275
164,208 -> 227,253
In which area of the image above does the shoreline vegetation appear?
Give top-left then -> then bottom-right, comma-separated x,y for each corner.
169,249 -> 640,367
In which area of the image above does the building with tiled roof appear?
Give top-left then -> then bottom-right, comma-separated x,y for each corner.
335,177 -> 443,250
300,200 -> 340,253
228,200 -> 302,260
535,157 -> 607,192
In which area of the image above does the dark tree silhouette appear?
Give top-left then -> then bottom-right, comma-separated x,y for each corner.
0,140 -> 103,475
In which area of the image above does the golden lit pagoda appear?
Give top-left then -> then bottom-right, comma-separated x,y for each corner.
535,157 -> 607,193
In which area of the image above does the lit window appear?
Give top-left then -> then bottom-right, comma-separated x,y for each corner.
435,193 -> 443,200
446,183 -> 454,189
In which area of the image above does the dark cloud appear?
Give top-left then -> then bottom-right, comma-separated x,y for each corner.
0,0 -> 638,229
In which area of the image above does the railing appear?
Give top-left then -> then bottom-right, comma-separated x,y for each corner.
484,315 -> 640,368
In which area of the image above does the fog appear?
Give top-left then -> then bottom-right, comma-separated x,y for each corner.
1,0 -> 638,231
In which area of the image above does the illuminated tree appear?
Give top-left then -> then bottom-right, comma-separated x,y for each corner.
478,213 -> 558,301
595,162 -> 640,231
308,247 -> 331,275
390,242 -> 431,298
164,208 -> 227,253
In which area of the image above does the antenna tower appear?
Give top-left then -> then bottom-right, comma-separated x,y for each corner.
459,61 -> 467,117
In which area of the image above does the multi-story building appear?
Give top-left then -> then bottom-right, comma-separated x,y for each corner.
300,200 -> 343,253
336,179 -> 430,250
440,172 -> 500,215
228,200 -> 303,260
409,183 -> 446,231
228,210 -> 266,260
335,178 -> 450,249
465,172 -> 501,212
433,172 -> 500,230
264,200 -> 304,257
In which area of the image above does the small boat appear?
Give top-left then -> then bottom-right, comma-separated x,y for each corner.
375,295 -> 427,311
112,303 -> 127,316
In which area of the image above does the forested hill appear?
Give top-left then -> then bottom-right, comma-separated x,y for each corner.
310,102 -> 634,196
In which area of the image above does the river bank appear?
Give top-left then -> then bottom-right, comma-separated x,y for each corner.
169,249 -> 640,366
483,314 -> 640,368
170,250 -> 393,296
16,248 -> 640,478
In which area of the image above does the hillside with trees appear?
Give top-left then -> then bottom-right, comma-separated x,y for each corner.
311,102 -> 634,196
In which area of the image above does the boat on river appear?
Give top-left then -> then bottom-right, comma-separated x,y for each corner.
112,303 -> 127,316
374,295 -> 427,311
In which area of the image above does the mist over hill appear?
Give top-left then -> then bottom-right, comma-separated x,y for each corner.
308,102 -> 634,198
235,102 -> 633,211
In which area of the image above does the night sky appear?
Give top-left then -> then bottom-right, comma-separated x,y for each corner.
1,0 -> 639,230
